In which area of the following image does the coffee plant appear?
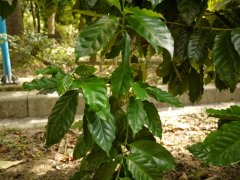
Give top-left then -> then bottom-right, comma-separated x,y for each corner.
3,0 -> 240,178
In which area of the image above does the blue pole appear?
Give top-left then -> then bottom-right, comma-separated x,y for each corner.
0,16 -> 12,83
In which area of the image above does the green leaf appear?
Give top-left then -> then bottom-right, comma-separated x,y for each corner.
23,77 -> 57,91
45,90 -> 79,147
213,32 -> 240,91
127,15 -> 174,58
72,9 -> 103,17
75,16 -> 119,59
177,0 -> 201,25
110,32 -> 133,97
188,30 -> 208,63
122,32 -> 132,64
187,143 -> 209,162
127,97 -> 147,135
36,65 -> 63,76
126,154 -> 162,180
86,109 -> 116,155
146,85 -> 182,107
206,105 -> 240,120
111,64 -> 133,98
74,64 -> 96,77
132,82 -> 148,101
143,101 -> 162,138
134,127 -> 156,142
106,0 -> 121,10
73,133 -> 92,159
231,28 -> 240,56
188,68 -> 204,103
57,75 -> 73,95
203,121 -> 240,166
94,161 -> 118,180
80,144 -> 108,171
81,77 -> 110,121
130,140 -> 175,171
73,114 -> 93,159
125,7 -> 164,19
172,27 -> 191,63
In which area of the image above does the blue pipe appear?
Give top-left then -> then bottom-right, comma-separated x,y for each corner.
0,16 -> 12,83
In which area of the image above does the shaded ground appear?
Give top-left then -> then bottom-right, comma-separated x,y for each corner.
0,108 -> 240,180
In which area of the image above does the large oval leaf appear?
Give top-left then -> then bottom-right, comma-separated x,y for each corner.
75,16 -> 119,59
213,32 -> 240,91
86,109 -> 116,155
143,101 -> 162,138
127,97 -> 147,135
81,77 -> 110,121
57,75 -> 73,95
231,28 -> 240,56
127,15 -> 174,58
126,154 -> 162,180
45,90 -> 79,147
130,140 -> 175,171
206,105 -> 240,120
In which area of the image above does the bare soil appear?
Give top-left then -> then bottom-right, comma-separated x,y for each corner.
0,109 -> 240,180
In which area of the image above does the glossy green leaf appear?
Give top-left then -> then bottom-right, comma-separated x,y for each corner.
188,30 -> 208,63
132,82 -> 148,101
206,105 -> 240,120
70,170 -> 92,180
110,33 -> 133,97
146,85 -> 182,107
111,64 -> 133,98
172,27 -> 191,63
203,121 -> 240,166
23,77 -> 57,91
130,140 -> 175,171
45,90 -> 79,147
81,77 -> 110,121
231,28 -> 240,56
74,64 -> 96,77
94,161 -> 118,180
213,32 -> 240,91
127,97 -> 147,135
127,15 -> 174,58
187,143 -> 209,162
143,101 -> 162,138
36,65 -> 63,76
106,0 -> 121,10
75,16 -> 119,59
57,75 -> 73,95
126,154 -> 162,180
188,68 -> 203,103
177,0 -> 201,25
86,110 -> 116,155
125,7 -> 164,19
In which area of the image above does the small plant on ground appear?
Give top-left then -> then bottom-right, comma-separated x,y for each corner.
23,0 -> 183,179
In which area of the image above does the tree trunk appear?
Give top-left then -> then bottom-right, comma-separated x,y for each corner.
48,13 -> 56,38
6,1 -> 24,35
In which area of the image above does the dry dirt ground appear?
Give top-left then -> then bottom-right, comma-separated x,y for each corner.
0,105 -> 240,180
